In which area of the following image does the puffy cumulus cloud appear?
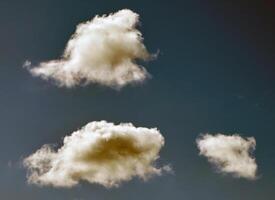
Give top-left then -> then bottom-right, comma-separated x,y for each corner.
26,9 -> 153,88
23,121 -> 170,188
196,134 -> 257,180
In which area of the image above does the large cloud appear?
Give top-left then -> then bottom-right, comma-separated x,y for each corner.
196,134 -> 257,180
25,9 -> 153,88
23,121 -> 170,188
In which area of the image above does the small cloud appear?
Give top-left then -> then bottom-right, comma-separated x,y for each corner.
25,9 -> 153,89
23,121 -> 170,188
23,60 -> 31,69
196,134 -> 257,180
7,161 -> 13,168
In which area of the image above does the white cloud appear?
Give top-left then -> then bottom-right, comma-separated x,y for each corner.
26,9 -> 153,89
23,121 -> 170,188
196,134 -> 257,180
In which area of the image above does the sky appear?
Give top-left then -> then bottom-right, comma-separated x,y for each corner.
0,0 -> 275,199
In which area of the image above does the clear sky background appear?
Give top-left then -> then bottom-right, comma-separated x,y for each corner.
0,0 -> 275,199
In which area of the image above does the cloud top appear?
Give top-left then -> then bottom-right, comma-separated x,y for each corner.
26,9 -> 153,88
196,134 -> 257,180
23,121 -> 170,188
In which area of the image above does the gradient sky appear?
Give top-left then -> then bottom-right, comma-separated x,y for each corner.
1,0 -> 275,199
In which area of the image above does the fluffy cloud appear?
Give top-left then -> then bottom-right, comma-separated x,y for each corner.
196,134 -> 257,180
26,9 -> 153,88
23,121 -> 170,188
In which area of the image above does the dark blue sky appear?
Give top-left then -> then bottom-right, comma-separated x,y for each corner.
0,0 -> 275,199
